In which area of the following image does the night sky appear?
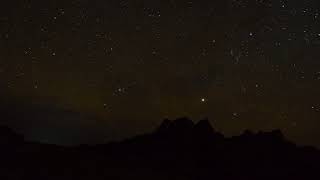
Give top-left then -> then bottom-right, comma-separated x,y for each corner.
1,0 -> 320,146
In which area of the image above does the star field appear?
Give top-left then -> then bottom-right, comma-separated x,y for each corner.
1,0 -> 320,146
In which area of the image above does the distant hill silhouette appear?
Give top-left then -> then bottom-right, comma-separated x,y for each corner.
1,118 -> 320,180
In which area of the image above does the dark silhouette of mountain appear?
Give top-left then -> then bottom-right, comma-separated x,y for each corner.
0,118 -> 320,180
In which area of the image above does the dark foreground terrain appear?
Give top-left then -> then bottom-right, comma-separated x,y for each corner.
1,118 -> 320,180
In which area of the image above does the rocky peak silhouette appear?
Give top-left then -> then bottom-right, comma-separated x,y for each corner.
156,118 -> 172,132
155,118 -> 225,142
194,118 -> 215,134
156,117 -> 194,134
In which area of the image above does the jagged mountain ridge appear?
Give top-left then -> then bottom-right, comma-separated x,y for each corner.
0,118 -> 320,180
